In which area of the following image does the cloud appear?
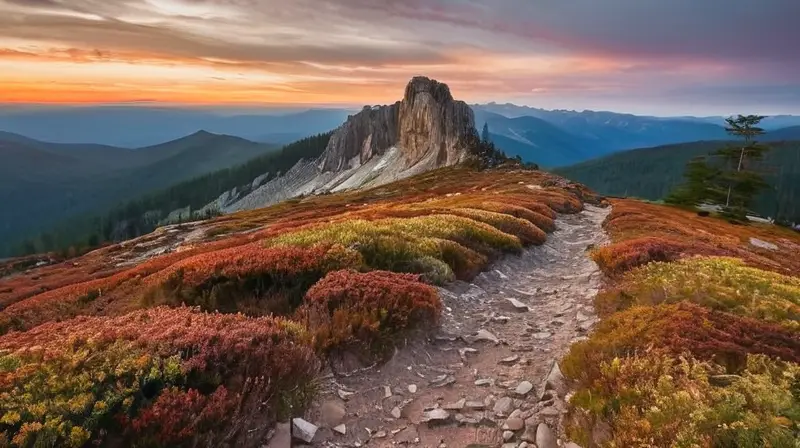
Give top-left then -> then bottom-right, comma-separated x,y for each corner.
0,0 -> 797,113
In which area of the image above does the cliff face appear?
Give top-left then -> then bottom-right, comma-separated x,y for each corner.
398,77 -> 475,169
319,76 -> 475,173
317,104 -> 400,172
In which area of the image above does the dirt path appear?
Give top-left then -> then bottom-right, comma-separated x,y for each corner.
294,204 -> 611,448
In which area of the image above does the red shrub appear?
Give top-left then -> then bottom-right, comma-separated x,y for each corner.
125,386 -> 233,446
143,243 -> 362,315
0,307 -> 318,447
563,302 -> 800,384
300,270 -> 441,352
0,306 -> 318,390
592,237 -> 695,277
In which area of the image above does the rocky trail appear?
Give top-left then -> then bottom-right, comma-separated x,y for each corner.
285,204 -> 610,448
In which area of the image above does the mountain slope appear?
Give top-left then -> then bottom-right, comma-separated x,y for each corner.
473,110 -> 594,166
765,126 -> 800,141
555,140 -> 800,222
0,132 -> 280,256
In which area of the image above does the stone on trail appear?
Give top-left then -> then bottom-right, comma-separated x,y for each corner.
542,362 -> 567,398
505,298 -> 531,312
337,389 -> 355,400
536,423 -> 558,448
383,385 -> 392,398
394,425 -> 419,444
391,406 -> 402,419
515,381 -> 534,397
503,430 -> 515,441
499,355 -> 519,365
466,400 -> 487,410
493,396 -> 514,415
291,418 -> 318,444
474,378 -> 494,387
422,408 -> 452,425
504,417 -> 524,431
564,442 -> 584,448
443,398 -> 466,410
459,347 -> 478,361
333,424 -> 347,435
473,329 -> 500,344
408,384 -> 417,393
430,375 -> 456,388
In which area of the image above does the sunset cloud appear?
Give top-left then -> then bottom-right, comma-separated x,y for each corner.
0,0 -> 797,114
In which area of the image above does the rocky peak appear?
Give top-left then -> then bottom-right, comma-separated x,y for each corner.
398,76 -> 474,169
317,76 -> 475,173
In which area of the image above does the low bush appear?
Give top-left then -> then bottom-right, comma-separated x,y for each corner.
299,270 -> 441,354
596,257 -> 800,329
267,216 -> 517,283
566,354 -> 800,448
448,208 -> 546,245
562,302 -> 800,380
470,201 -> 557,232
144,243 -> 363,315
591,236 -> 694,277
0,307 -> 318,447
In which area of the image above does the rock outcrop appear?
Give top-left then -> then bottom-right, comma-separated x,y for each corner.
398,77 -> 475,169
317,104 -> 400,172
205,76 -> 477,214
318,76 -> 475,174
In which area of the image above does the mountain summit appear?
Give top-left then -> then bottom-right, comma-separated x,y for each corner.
319,76 -> 475,173
215,76 -> 477,212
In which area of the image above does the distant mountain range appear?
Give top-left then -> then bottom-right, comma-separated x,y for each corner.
471,105 -> 800,167
3,104 -> 798,166
0,130 -> 279,255
0,107 -> 352,147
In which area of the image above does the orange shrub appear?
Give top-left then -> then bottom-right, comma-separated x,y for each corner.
300,270 -> 441,353
592,236 -> 695,277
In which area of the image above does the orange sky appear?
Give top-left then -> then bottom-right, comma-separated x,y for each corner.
1,0 -> 797,115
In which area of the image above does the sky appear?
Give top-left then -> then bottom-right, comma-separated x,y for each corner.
0,0 -> 798,116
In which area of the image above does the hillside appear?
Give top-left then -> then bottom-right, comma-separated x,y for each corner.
555,140 -> 800,223
4,133 -> 332,256
0,131 -> 280,256
1,165 -> 798,447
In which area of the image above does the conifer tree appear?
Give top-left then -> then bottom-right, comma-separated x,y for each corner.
716,115 -> 770,219
666,114 -> 770,221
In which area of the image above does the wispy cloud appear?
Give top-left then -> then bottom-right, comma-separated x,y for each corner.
0,0 -> 797,114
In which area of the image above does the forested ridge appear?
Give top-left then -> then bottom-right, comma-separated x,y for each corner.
555,140 -> 800,223
8,133 -> 333,257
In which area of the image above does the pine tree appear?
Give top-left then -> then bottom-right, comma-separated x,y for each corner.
481,122 -> 490,144
715,115 -> 770,220
666,114 -> 771,221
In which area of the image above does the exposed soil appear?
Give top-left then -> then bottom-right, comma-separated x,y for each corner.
291,204 -> 610,448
